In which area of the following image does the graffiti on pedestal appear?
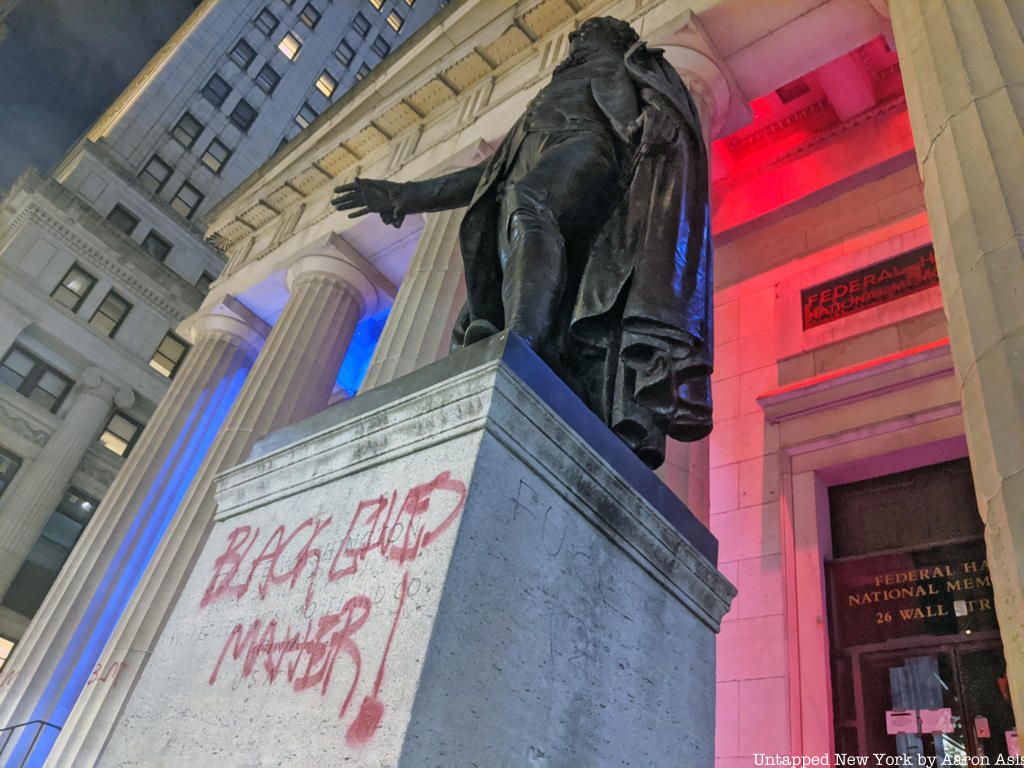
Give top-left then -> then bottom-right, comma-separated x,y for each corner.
197,470 -> 467,748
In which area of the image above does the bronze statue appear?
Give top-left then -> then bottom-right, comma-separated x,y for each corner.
333,16 -> 712,469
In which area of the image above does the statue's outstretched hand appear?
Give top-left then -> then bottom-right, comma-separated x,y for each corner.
331,178 -> 406,227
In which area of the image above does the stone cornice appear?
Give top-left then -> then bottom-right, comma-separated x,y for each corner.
0,175 -> 201,324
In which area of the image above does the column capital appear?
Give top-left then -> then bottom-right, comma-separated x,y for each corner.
660,45 -> 731,141
286,233 -> 396,316
80,367 -> 134,409
181,307 -> 267,360
650,12 -> 751,140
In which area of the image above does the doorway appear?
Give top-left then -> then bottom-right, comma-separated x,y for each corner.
857,642 -> 1015,760
825,459 -> 1017,759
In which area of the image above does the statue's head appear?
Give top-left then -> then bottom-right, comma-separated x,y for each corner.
567,16 -> 640,55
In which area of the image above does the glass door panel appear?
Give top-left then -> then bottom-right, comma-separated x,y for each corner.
860,650 -> 969,761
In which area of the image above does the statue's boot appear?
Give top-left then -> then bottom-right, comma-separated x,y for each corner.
463,318 -> 500,346
500,208 -> 567,351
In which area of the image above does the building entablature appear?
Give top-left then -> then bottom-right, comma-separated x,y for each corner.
0,170 -> 205,325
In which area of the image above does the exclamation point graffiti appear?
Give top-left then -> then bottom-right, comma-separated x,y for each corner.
345,569 -> 410,747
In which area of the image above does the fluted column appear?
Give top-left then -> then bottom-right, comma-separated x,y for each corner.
0,368 -> 130,596
361,207 -> 466,389
887,0 -> 1024,717
0,312 -> 262,743
45,239 -> 392,767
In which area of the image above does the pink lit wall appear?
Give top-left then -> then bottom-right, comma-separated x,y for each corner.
706,94 -> 950,765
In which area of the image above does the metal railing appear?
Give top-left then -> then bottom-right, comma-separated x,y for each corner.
0,720 -> 61,768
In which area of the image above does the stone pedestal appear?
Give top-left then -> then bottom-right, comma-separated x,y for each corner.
100,334 -> 734,768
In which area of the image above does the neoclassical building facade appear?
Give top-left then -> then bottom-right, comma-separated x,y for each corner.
0,0 -> 1021,765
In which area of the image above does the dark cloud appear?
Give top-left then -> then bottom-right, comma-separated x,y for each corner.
0,0 -> 197,190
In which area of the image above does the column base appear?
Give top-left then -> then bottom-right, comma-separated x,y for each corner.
100,334 -> 735,767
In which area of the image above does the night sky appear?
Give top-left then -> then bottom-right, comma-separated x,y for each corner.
0,0 -> 198,191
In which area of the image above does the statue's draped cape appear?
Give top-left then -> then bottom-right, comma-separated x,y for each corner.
454,42 -> 713,468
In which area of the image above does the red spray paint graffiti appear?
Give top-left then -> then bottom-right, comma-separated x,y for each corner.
199,470 -> 466,749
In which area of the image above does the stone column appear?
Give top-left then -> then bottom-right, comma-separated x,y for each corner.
361,207 -> 466,390
0,312 -> 262,738
0,368 -> 130,596
887,0 -> 1024,717
44,239 -> 392,767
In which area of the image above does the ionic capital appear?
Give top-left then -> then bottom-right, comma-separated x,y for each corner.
182,307 -> 267,360
649,11 -> 751,140
80,367 -> 135,409
286,233 -> 396,316
660,45 -> 732,141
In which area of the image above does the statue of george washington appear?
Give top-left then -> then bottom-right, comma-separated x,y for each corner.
332,16 -> 713,469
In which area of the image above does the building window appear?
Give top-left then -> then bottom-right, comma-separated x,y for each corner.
51,264 -> 96,312
255,63 -> 281,93
295,102 -> 319,129
299,3 -> 321,28
99,412 -> 142,457
89,291 -> 132,337
352,12 -> 370,37
149,332 -> 189,379
196,271 -> 216,295
0,448 -> 22,500
369,0 -> 384,10
106,204 -> 139,236
356,63 -> 370,80
0,345 -> 73,414
404,0 -> 415,5
229,99 -> 258,132
386,11 -> 403,31
335,39 -> 356,66
170,182 -> 204,220
315,70 -> 338,98
0,636 -> 15,674
2,487 -> 99,619
201,138 -> 232,173
255,8 -> 279,36
278,31 -> 302,60
171,111 -> 204,148
138,155 -> 172,193
371,35 -> 390,58
142,231 -> 173,262
229,38 -> 257,69
201,73 -> 232,107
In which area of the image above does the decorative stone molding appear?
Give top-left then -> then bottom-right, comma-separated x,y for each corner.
0,402 -> 50,447
0,190 -> 197,324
